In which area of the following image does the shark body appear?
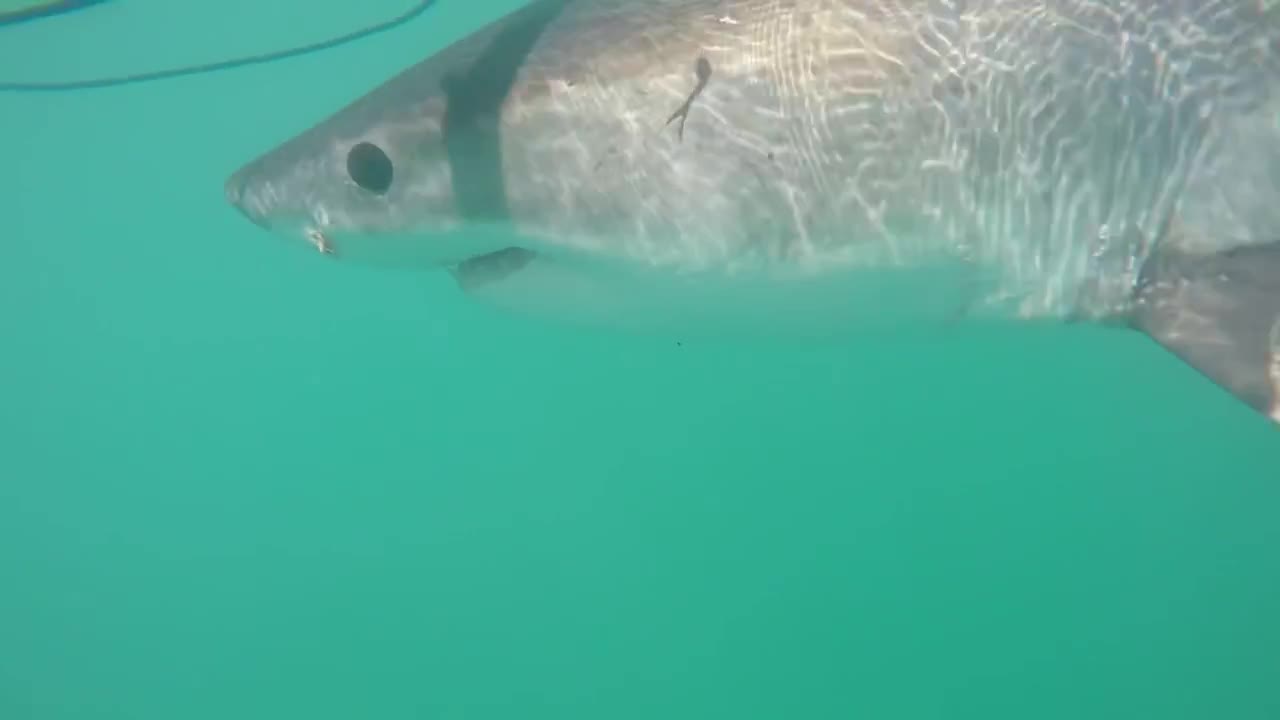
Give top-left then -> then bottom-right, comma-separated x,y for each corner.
225,0 -> 1280,424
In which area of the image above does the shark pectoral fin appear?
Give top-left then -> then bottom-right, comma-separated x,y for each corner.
1131,241 -> 1280,425
450,246 -> 538,292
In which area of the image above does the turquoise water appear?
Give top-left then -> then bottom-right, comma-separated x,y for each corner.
3,2 -> 1280,717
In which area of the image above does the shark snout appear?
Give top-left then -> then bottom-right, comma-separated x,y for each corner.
224,170 -> 271,230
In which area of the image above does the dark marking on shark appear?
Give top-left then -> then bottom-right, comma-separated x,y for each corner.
593,144 -> 620,172
666,56 -> 712,142
437,0 -> 569,288
440,0 -> 567,221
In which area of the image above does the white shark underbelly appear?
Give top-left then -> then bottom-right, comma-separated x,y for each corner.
457,239 -> 993,338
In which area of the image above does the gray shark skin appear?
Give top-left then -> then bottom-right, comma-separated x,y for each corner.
224,0 -> 1280,425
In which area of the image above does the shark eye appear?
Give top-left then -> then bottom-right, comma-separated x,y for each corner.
346,142 -> 393,194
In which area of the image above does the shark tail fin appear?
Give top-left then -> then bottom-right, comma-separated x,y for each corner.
1130,241 -> 1280,425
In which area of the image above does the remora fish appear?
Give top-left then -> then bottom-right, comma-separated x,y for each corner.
224,0 -> 1280,424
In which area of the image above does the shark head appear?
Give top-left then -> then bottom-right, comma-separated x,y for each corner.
223,0 -> 572,267
223,99 -> 460,262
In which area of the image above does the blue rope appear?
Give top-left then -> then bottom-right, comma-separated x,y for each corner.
0,0 -> 111,29
0,0 -> 437,92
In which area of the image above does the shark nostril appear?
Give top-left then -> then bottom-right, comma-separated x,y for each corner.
224,166 -> 256,203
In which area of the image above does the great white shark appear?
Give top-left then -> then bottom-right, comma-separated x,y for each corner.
224,0 -> 1280,425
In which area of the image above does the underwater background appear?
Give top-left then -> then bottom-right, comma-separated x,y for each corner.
3,1 -> 1279,717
